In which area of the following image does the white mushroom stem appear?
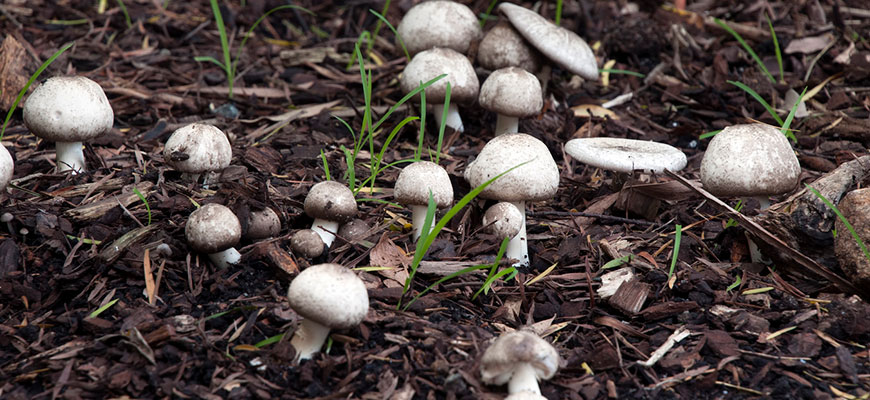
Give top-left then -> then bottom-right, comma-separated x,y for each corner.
55,141 -> 85,173
290,318 -> 332,361
508,362 -> 542,394
410,204 -> 434,242
507,201 -> 529,267
495,114 -> 520,136
208,247 -> 241,269
432,103 -> 464,133
311,218 -> 339,247
755,196 -> 771,210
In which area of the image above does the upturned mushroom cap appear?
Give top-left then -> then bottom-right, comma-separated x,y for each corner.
286,263 -> 369,329
565,137 -> 687,173
499,3 -> 598,80
304,181 -> 358,223
483,202 -> 524,239
164,123 -> 233,174
244,207 -> 281,240
700,123 -> 800,197
464,133 -> 559,202
394,161 -> 454,208
186,203 -> 242,253
400,48 -> 480,104
479,67 -> 543,118
478,22 -> 543,72
397,1 -> 482,56
480,330 -> 560,386
23,76 -> 114,142
290,229 -> 325,259
0,145 -> 13,190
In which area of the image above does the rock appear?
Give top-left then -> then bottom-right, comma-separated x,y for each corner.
834,188 -> 870,286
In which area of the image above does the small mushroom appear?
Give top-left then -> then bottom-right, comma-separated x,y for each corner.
185,203 -> 242,269
286,263 -> 369,361
480,330 -> 560,395
479,67 -> 543,135
304,181 -> 357,248
400,48 -> 480,133
483,202 -> 524,240
394,161 -> 454,241
243,207 -> 281,241
396,0 -> 482,56
0,145 -> 13,191
23,76 -> 114,173
163,123 -> 232,185
338,218 -> 371,243
290,229 -> 325,259
477,22 -> 542,72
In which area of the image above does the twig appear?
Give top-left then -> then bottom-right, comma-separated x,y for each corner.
527,210 -> 655,226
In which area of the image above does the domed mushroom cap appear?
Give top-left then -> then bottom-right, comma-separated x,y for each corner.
23,76 -> 114,142
478,22 -> 542,72
286,263 -> 369,329
499,3 -> 598,80
480,330 -> 560,386
483,202 -> 524,239
304,181 -> 357,223
290,229 -> 325,259
397,1 -> 482,56
565,137 -> 687,173
394,161 -> 454,208
400,48 -> 480,104
479,67 -> 543,118
186,203 -> 242,253
464,133 -> 559,202
0,146 -> 13,190
339,218 -> 371,242
244,207 -> 281,240
164,123 -> 233,174
700,123 -> 800,197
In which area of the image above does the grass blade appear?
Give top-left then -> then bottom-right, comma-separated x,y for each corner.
805,184 -> 870,263
727,80 -> 784,126
715,18 -> 775,83
369,9 -> 409,61
668,225 -> 682,279
206,0 -> 232,97
766,14 -> 784,84
781,86 -> 807,136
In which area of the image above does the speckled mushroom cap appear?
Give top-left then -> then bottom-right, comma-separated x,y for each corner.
483,202 -> 524,239
479,67 -> 543,118
700,123 -> 800,197
394,161 -> 454,208
499,3 -> 598,80
0,146 -> 13,190
163,123 -> 232,174
290,229 -> 325,259
478,22 -> 542,72
303,181 -> 357,223
23,76 -> 114,142
185,203 -> 241,253
286,263 -> 369,330
400,48 -> 480,104
464,133 -> 559,202
244,207 -> 281,240
480,330 -> 560,386
565,137 -> 687,173
397,1 -> 482,56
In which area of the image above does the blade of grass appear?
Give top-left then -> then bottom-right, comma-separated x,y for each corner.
88,298 -> 119,318
715,18 -> 775,83
781,86 -> 807,135
805,184 -> 870,263
369,9 -> 409,61
132,187 -> 151,226
319,149 -> 331,181
206,0 -> 232,97
433,82 -> 450,164
766,14 -> 784,84
115,0 -> 132,28
727,80 -> 785,126
668,225 -> 682,279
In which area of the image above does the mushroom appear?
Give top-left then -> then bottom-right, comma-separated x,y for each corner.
243,207 -> 281,241
479,67 -> 543,135
400,47 -> 480,133
290,229 -> 325,259
303,181 -> 357,248
483,202 -> 524,240
396,0 -> 482,56
338,218 -> 372,243
478,22 -> 543,73
394,160 -> 454,241
185,203 -> 242,269
564,137 -> 687,175
163,123 -> 232,186
23,76 -> 114,173
464,133 -> 559,267
0,145 -> 13,191
480,330 -> 560,395
286,263 -> 369,361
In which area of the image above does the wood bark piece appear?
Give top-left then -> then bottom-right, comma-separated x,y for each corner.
609,278 -> 649,315
0,35 -> 28,110
64,181 -> 154,221
100,224 -> 159,264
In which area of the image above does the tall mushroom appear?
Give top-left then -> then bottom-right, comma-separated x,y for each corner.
303,181 -> 357,248
394,160 -> 454,241
400,48 -> 480,133
479,67 -> 543,135
23,76 -> 114,173
464,133 -> 559,267
480,330 -> 560,395
185,203 -> 242,269
396,0 -> 482,56
163,123 -> 233,185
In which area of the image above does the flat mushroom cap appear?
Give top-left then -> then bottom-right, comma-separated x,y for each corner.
186,203 -> 242,253
304,181 -> 358,223
483,202 -> 524,239
700,123 -> 800,197
286,263 -> 369,329
478,22 -> 542,72
394,161 -> 454,208
164,123 -> 233,174
290,229 -> 325,259
565,137 -> 687,173
0,146 -> 12,190
479,67 -> 543,118
480,330 -> 560,386
464,133 -> 559,202
400,48 -> 480,104
499,3 -> 598,80
23,76 -> 114,142
397,1 -> 482,56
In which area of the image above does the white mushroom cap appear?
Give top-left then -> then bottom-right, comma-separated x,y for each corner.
565,137 -> 687,174
287,263 -> 369,329
186,203 -> 241,253
394,161 -> 454,208
396,1 -> 482,56
0,145 -> 13,191
304,181 -> 358,223
244,207 -> 281,240
499,3 -> 598,80
23,76 -> 114,143
478,22 -> 542,72
479,67 -> 543,118
164,123 -> 233,174
700,123 -> 800,197
290,229 -> 325,259
464,133 -> 559,202
483,202 -> 524,239
480,330 -> 560,394
400,48 -> 480,105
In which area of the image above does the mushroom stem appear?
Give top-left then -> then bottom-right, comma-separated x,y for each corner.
507,201 -> 529,267
208,247 -> 241,269
311,218 -> 339,248
755,196 -> 771,210
55,141 -> 85,173
410,204 -> 434,242
495,114 -> 520,135
432,103 -> 464,133
181,172 -> 202,184
290,317 -> 332,361
508,362 -> 542,394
